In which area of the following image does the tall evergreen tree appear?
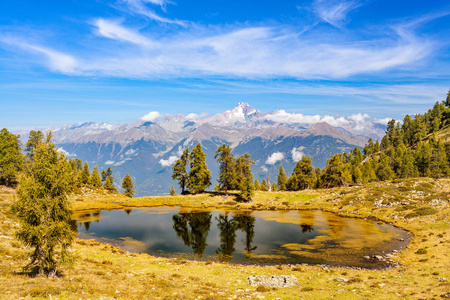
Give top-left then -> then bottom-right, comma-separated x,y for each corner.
101,167 -> 114,183
172,148 -> 190,194
214,144 -> 235,196
277,164 -> 287,191
235,153 -> 255,201
121,173 -> 135,197
90,165 -> 102,188
430,139 -> 449,178
80,161 -> 91,185
416,142 -> 432,177
12,132 -> 75,278
254,179 -> 260,191
104,177 -> 118,193
25,130 -> 44,159
260,179 -> 269,191
289,156 -> 316,190
188,143 -> 211,194
0,128 -> 23,187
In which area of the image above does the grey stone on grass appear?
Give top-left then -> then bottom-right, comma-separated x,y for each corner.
247,275 -> 297,287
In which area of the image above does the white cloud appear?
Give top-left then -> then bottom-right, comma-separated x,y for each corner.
125,148 -> 138,156
291,147 -> 304,162
140,111 -> 162,122
57,147 -> 76,157
159,155 -> 178,167
95,19 -> 159,48
312,0 -> 362,28
261,166 -> 268,172
105,160 -> 115,165
265,152 -> 284,165
120,0 -> 186,25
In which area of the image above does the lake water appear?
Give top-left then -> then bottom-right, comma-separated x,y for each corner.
71,207 -> 409,268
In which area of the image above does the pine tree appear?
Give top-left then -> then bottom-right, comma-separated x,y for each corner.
254,179 -> 260,191
277,164 -> 287,191
271,182 -> 277,192
291,156 -> 316,190
0,128 -> 24,187
416,142 -> 432,177
104,177 -> 118,193
80,161 -> 91,185
430,139 -> 449,178
235,153 -> 255,201
214,144 -> 235,196
12,132 -> 75,278
25,130 -> 44,159
260,179 -> 269,191
90,165 -> 102,188
101,167 -> 114,184
352,166 -> 362,184
188,143 -> 211,194
170,184 -> 177,196
172,148 -> 190,194
361,161 -> 377,183
121,173 -> 135,197
376,153 -> 394,181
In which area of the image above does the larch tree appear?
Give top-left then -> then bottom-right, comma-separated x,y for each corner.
80,161 -> 90,185
260,179 -> 269,191
235,153 -> 255,201
188,143 -> 211,194
277,164 -> 287,191
0,128 -> 24,187
121,173 -> 135,197
90,165 -> 103,188
214,144 -> 235,196
172,148 -> 190,194
25,130 -> 44,160
12,132 -> 75,278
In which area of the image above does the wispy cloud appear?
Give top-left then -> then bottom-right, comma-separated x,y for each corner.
119,0 -> 186,26
312,0 -> 362,28
94,19 -> 159,48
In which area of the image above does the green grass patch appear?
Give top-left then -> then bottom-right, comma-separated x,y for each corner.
405,207 -> 439,219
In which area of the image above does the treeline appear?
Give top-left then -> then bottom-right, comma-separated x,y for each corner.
174,91 -> 450,196
0,129 -> 135,197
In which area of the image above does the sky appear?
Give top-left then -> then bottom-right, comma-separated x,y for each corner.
0,0 -> 449,131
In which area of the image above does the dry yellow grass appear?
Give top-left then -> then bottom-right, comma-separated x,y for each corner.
1,178 -> 449,299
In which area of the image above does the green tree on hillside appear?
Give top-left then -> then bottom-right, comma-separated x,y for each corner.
12,132 -> 75,278
188,143 -> 211,194
25,130 -> 44,160
90,165 -> 103,188
172,148 -> 190,194
214,144 -> 235,196
287,156 -> 316,190
254,179 -> 260,191
235,153 -> 255,201
260,179 -> 269,191
121,173 -> 135,197
0,128 -> 23,187
104,177 -> 118,193
277,164 -> 287,191
101,167 -> 114,184
80,161 -> 90,185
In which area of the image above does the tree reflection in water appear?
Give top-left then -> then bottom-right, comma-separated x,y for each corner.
172,212 -> 212,258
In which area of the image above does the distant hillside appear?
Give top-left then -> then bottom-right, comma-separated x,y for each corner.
22,103 -> 387,196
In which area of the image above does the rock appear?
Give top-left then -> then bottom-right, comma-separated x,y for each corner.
374,255 -> 385,261
363,256 -> 371,260
334,277 -> 348,283
441,292 -> 450,298
247,275 -> 297,287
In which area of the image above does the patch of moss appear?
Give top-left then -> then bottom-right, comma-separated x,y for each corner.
405,207 -> 438,219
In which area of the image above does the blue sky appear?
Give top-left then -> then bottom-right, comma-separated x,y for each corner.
0,0 -> 449,130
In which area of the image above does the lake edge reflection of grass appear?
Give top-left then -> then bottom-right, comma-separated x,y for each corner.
72,207 -> 411,269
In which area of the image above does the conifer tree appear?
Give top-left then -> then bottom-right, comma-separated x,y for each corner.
235,153 -> 255,201
121,173 -> 135,197
376,153 -> 394,181
188,143 -> 211,194
12,132 -> 75,278
399,149 -> 418,178
321,154 -> 352,188
170,184 -> 176,196
172,148 -> 190,194
430,139 -> 449,178
291,156 -> 316,190
260,179 -> 269,191
271,182 -> 277,192
25,130 -> 44,159
80,161 -> 91,185
277,164 -> 287,191
104,177 -> 118,193
101,167 -> 114,183
416,142 -> 432,177
0,128 -> 23,187
254,179 -> 260,191
90,165 -> 102,188
214,144 -> 235,196
352,166 -> 362,184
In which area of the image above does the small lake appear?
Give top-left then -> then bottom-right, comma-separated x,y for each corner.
71,207 -> 409,269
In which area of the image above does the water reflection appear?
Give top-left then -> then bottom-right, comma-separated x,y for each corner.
72,207 -> 410,268
173,212 -> 212,258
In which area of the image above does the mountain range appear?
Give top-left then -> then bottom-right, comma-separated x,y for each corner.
35,103 -> 387,196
